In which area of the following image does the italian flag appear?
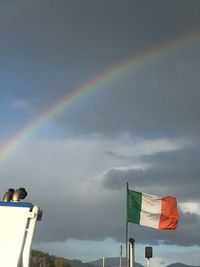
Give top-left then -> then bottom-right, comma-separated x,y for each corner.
127,189 -> 179,230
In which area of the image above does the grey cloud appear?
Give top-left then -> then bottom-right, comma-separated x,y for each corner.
35,192 -> 200,247
0,137 -> 199,247
59,47 -> 200,137
102,145 -> 200,201
35,192 -> 125,242
101,141 -> 200,245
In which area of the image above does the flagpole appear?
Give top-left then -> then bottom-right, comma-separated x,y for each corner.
126,182 -> 129,267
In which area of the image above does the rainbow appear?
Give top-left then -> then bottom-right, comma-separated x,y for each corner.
0,31 -> 200,161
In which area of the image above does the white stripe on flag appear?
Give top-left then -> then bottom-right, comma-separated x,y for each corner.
140,193 -> 162,229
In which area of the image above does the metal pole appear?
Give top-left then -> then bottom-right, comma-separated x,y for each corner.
129,238 -> 135,267
126,221 -> 128,267
103,256 -> 105,267
119,244 -> 122,267
126,183 -> 129,267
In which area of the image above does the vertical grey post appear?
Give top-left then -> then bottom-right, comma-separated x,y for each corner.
145,246 -> 153,267
129,238 -> 135,267
103,256 -> 105,267
126,183 -> 129,267
119,244 -> 122,267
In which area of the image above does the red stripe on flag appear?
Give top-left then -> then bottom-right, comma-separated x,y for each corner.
159,196 -> 179,230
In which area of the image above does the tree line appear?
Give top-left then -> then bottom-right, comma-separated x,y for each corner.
31,250 -> 72,267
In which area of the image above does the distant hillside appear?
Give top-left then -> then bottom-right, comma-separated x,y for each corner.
31,250 -> 72,267
167,264 -> 200,267
71,259 -> 97,267
30,250 -> 200,267
89,257 -> 144,267
89,258 -> 200,267
31,250 -> 97,267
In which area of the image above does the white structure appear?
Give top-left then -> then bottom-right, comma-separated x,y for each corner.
0,201 -> 42,267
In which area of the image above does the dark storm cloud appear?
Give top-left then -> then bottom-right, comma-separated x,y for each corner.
100,139 -> 200,246
35,191 -> 125,242
34,188 -> 200,246
1,0 -> 200,137
60,46 -> 200,137
22,138 -> 200,247
0,136 -> 199,247
35,190 -> 200,247
103,144 -> 200,201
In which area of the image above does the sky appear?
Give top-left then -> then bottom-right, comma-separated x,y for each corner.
0,1 -> 200,266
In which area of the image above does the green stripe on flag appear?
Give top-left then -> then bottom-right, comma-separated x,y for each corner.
127,190 -> 142,224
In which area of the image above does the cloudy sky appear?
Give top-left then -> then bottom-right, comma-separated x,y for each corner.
0,1 -> 200,266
